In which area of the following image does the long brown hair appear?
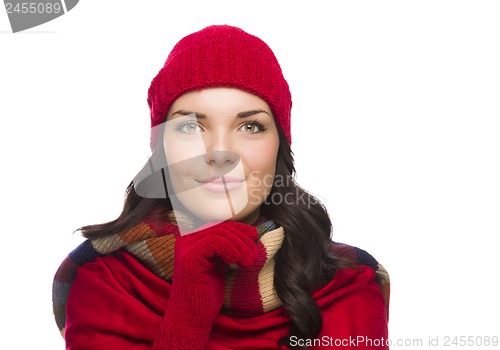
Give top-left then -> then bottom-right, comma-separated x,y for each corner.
81,126 -> 342,348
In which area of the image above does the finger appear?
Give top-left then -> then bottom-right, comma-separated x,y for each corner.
176,221 -> 261,268
222,221 -> 259,241
200,234 -> 260,268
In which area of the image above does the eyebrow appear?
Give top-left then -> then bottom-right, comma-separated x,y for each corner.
237,109 -> 270,118
170,109 -> 270,119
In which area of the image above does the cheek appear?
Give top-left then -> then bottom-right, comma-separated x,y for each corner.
164,136 -> 206,165
241,142 -> 278,187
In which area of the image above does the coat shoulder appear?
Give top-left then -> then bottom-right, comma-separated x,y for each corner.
330,241 -> 391,320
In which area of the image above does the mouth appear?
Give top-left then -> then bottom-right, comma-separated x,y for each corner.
196,176 -> 245,193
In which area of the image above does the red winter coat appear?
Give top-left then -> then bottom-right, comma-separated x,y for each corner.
65,251 -> 389,349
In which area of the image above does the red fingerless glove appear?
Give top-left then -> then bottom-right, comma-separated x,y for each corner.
152,221 -> 260,349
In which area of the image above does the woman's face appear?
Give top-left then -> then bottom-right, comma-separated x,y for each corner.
163,87 -> 279,226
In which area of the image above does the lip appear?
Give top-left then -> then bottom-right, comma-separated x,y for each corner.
197,176 -> 245,193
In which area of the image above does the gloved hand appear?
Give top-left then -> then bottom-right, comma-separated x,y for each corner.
152,220 -> 261,349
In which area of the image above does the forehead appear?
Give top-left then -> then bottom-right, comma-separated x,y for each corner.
169,87 -> 272,115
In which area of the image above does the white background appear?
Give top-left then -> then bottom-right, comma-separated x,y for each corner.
1,1 -> 499,349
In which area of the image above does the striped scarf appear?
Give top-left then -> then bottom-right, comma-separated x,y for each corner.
52,212 -> 283,336
52,212 -> 391,336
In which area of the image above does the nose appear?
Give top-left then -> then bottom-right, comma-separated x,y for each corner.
206,150 -> 239,165
204,132 -> 240,175
206,150 -> 240,178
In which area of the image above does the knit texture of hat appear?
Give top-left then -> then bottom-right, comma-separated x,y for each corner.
147,25 -> 292,144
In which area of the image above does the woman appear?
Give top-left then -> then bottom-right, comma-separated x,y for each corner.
53,25 -> 390,349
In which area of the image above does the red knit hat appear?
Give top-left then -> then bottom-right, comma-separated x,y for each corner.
147,25 -> 292,144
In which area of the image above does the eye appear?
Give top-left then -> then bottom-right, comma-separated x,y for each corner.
176,121 -> 202,134
239,120 -> 267,133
